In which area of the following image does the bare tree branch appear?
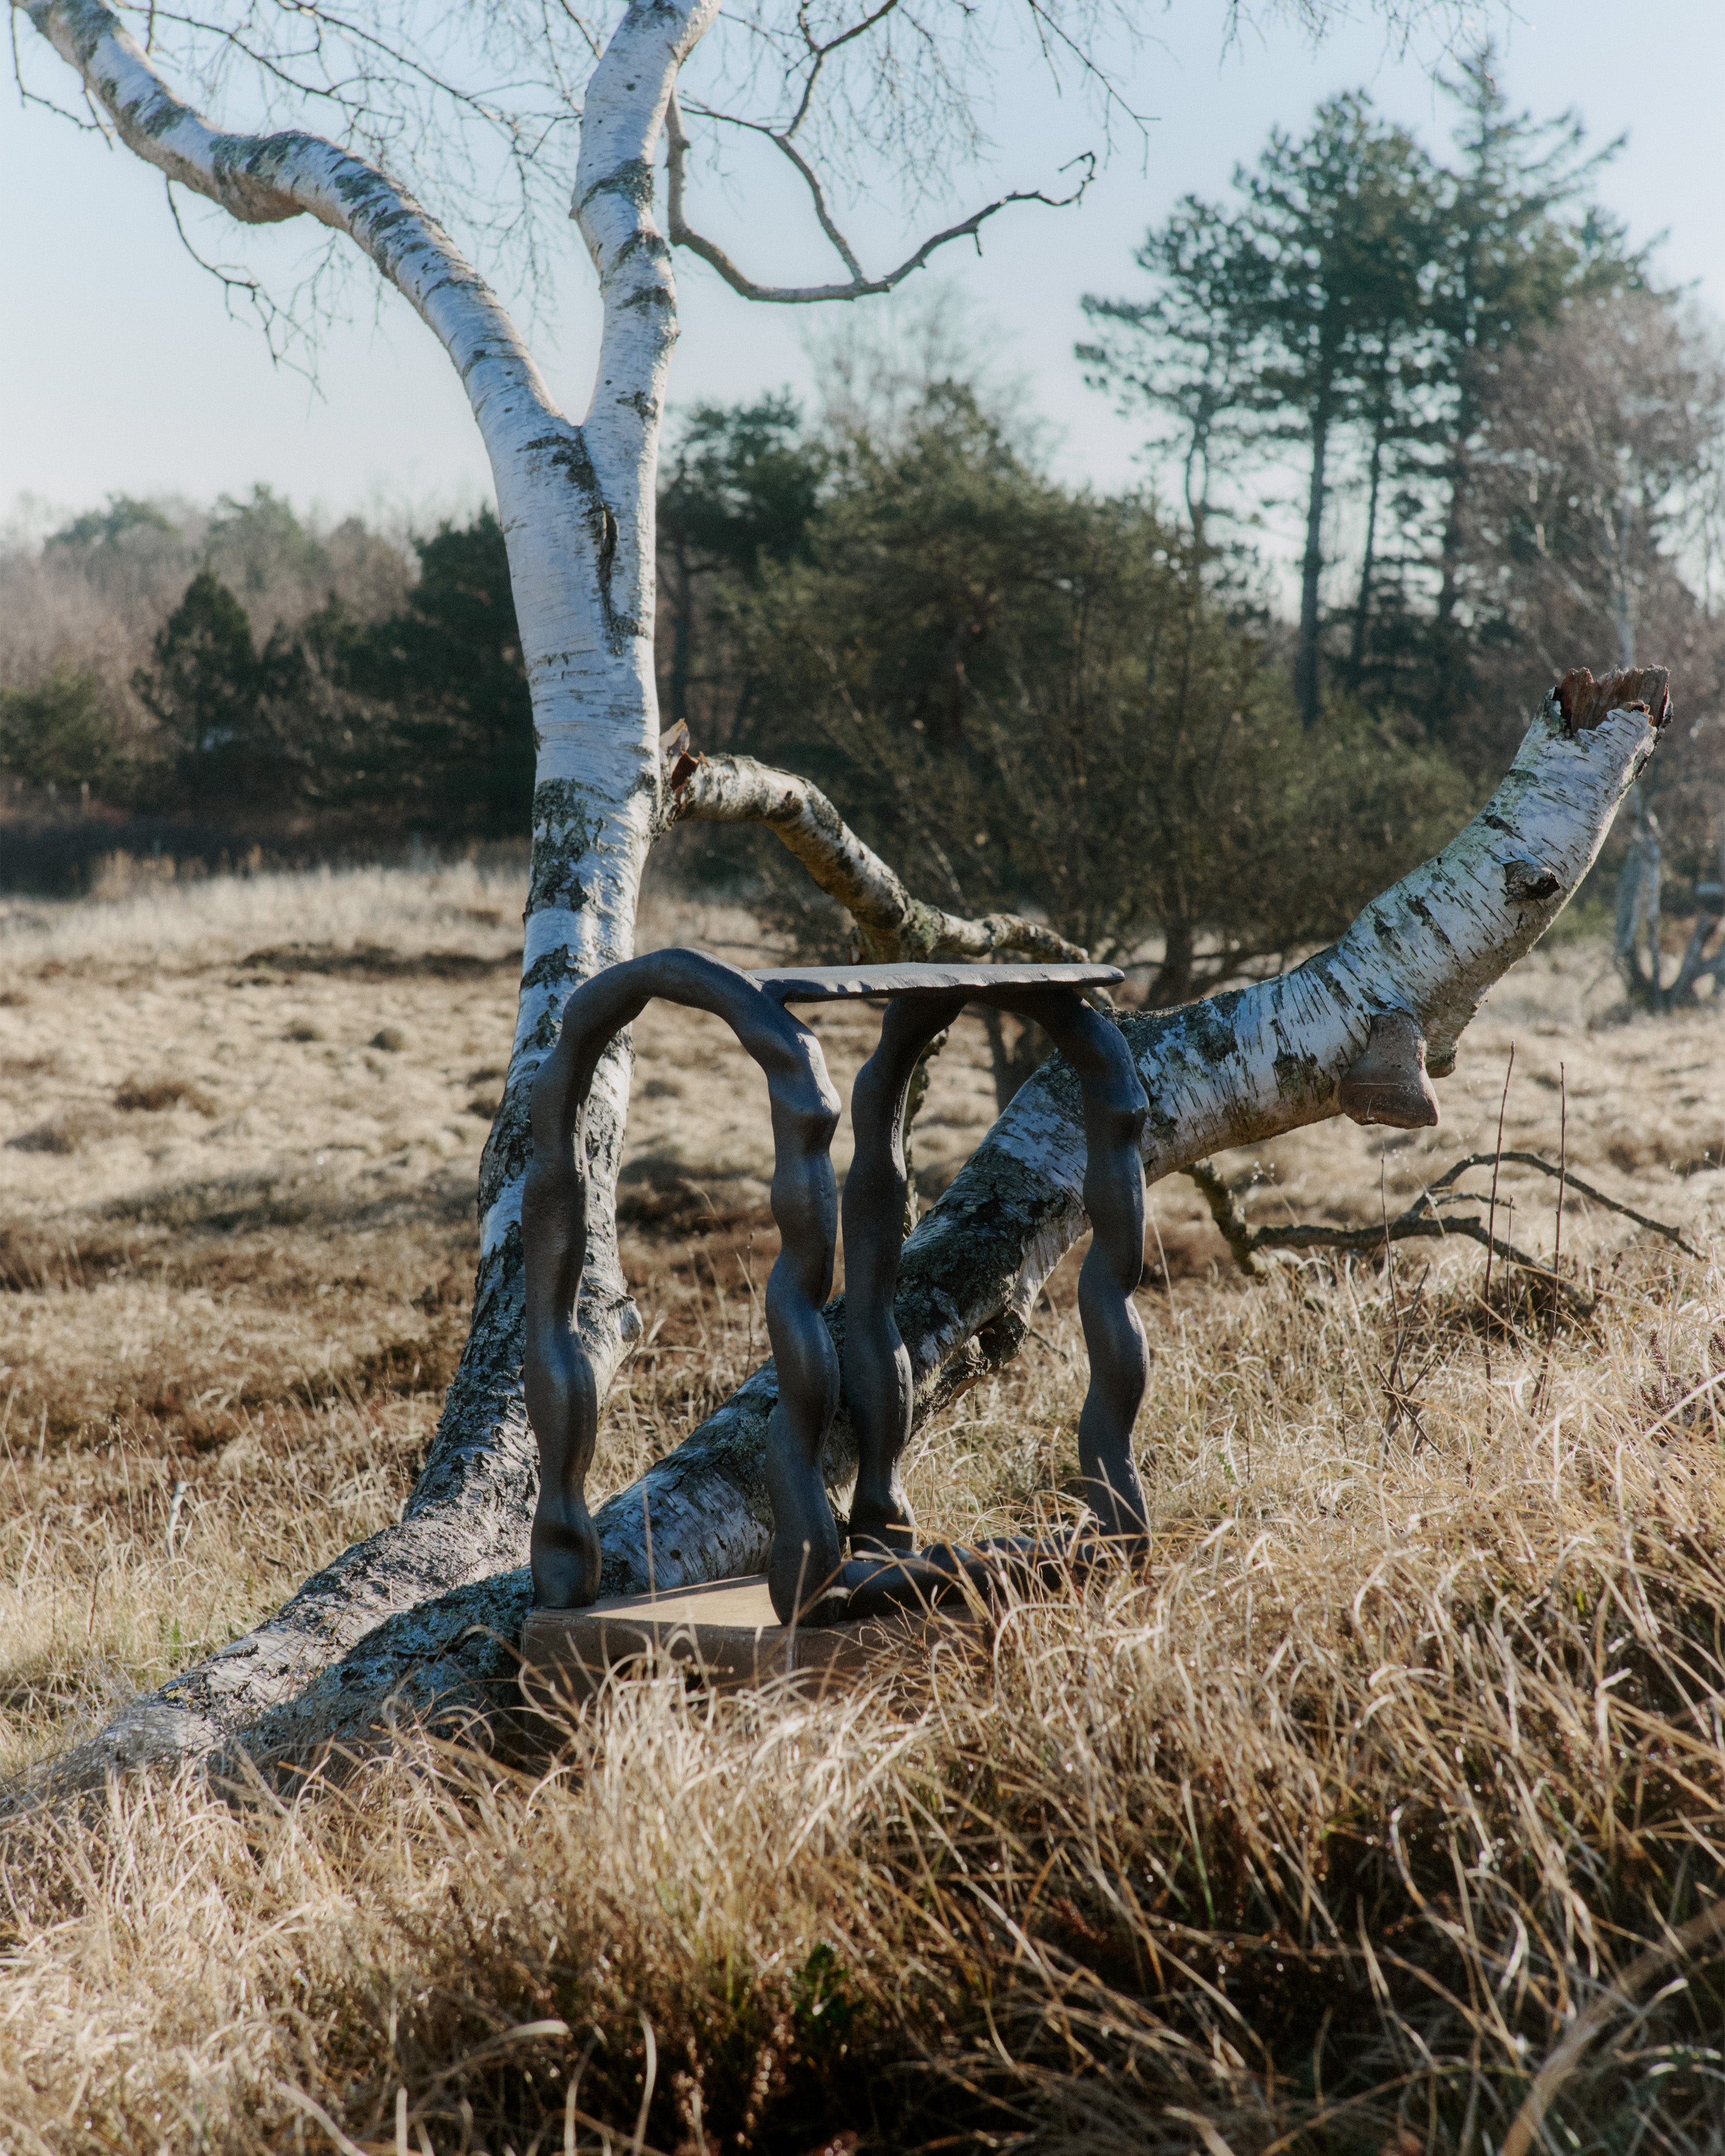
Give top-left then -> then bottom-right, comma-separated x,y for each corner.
781,0 -> 904,146
15,0 -> 560,439
666,744 -> 1088,964
17,677 -> 1676,1798
665,86 -> 1094,304
1186,1145 -> 1701,1312
680,93 -> 867,278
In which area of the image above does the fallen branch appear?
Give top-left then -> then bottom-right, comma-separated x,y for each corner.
666,745 -> 1087,966
1187,1158 -> 1592,1314
1502,1893 -> 1725,2156
1431,1151 -> 1703,1258
1187,1147 -> 1700,1311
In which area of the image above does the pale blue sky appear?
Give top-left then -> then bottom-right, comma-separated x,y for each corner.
5,2 -> 1724,530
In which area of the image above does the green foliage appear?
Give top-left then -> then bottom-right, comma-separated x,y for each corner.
0,669 -> 118,792
1080,45 -> 1642,742
109,509 -> 529,840
740,388 -> 1088,758
205,482 -> 329,594
659,395 -> 828,730
661,394 -> 826,580
340,508 -> 534,841
731,394 -> 1472,1005
48,496 -> 176,552
134,569 -> 272,810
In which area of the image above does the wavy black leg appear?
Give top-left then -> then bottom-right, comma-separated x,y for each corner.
522,949 -> 844,1616
841,990 -> 967,1556
835,986 -> 1151,1623
1018,991 -> 1151,1549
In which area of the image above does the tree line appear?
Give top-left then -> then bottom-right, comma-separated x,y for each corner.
0,487 -> 528,849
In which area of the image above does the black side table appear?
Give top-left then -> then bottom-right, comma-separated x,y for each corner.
520,950 -> 1149,1635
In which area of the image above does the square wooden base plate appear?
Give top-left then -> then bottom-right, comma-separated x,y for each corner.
519,1571 -> 980,1710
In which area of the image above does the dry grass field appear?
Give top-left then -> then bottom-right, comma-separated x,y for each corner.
0,861 -> 1723,2154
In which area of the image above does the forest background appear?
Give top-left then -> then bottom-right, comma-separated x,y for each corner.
5,52 -> 1725,1014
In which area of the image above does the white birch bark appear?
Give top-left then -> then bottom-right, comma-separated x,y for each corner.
18,0 -> 716,1356
668,753 -> 1089,963
13,0 -> 719,1781
585,677 -> 1674,1600
9,1 -> 1688,1799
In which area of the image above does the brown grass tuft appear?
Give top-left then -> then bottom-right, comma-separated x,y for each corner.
113,1075 -> 219,1115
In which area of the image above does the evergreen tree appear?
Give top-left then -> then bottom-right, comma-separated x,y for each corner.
734,393 -> 1470,1022
133,568 -> 272,810
48,496 -> 177,552
342,509 -> 535,839
1235,95 -> 1439,725
0,670 -> 118,795
658,396 -> 827,732
1078,200 -> 1262,548
1084,95 -> 1439,724
205,482 -> 329,596
1081,56 -> 1641,741
1421,45 -> 1637,732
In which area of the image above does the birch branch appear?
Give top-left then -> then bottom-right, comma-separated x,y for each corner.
18,671 -> 1677,1798
571,5 -> 720,528
665,90 -> 1093,304
591,669 -> 1680,1594
666,748 -> 1090,965
16,0 -> 562,455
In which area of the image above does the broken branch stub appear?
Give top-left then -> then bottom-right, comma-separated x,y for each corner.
1337,1011 -> 1441,1130
1555,664 -> 1672,734
667,751 -> 1090,967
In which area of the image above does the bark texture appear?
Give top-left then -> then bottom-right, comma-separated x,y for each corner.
14,0 -> 1681,1809
23,678 -> 1669,1797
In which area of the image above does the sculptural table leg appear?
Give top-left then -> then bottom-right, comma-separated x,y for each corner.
522,949 -> 844,1617
760,1067 -> 848,1625
842,991 -> 968,1555
1020,990 -> 1152,1549
838,988 -> 1151,1627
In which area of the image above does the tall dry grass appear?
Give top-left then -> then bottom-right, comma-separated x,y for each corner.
1,868 -> 1723,2152
3,1261 -> 1725,2154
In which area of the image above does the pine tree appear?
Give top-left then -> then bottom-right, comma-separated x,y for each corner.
658,396 -> 827,732
133,568 -> 269,810
1083,95 -> 1439,724
1420,44 -> 1636,732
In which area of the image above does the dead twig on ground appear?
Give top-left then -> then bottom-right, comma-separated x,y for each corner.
1186,1149 -> 1703,1318
1502,1892 -> 1725,2156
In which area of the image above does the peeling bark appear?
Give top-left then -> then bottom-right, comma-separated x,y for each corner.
14,0 -> 717,1796
12,0 -> 1686,1802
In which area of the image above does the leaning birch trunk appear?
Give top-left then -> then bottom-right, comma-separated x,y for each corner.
12,0 -> 718,1775
28,670 -> 1672,1795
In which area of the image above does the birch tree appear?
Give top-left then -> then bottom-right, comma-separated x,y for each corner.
9,0 -> 1682,1796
